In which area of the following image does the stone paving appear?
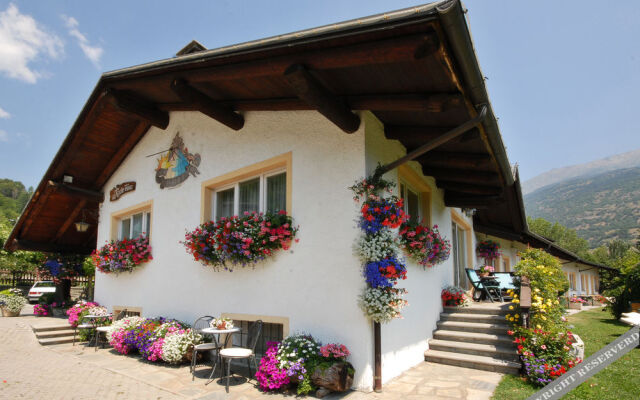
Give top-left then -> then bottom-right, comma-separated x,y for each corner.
2,306 -> 502,399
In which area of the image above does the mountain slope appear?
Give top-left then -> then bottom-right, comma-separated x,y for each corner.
522,148 -> 640,195
524,167 -> 640,247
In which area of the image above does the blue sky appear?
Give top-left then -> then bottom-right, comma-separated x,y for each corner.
1,1 -> 639,188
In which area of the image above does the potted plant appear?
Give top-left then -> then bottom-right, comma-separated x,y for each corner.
0,289 -> 28,317
441,286 -> 468,307
568,296 -> 586,310
477,265 -> 495,278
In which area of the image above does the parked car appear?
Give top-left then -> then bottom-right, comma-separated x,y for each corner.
28,281 -> 56,303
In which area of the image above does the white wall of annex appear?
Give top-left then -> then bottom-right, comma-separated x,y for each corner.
95,110 -> 377,390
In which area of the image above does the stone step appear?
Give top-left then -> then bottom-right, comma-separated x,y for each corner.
436,320 -> 509,335
440,312 -> 510,325
38,336 -> 76,346
433,330 -> 514,346
35,329 -> 76,339
443,305 -> 510,316
424,349 -> 521,375
31,324 -> 71,333
429,339 -> 519,362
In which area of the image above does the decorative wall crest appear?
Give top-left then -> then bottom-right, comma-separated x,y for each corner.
155,133 -> 200,189
110,181 -> 136,201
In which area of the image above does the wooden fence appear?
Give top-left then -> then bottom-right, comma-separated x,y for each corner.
0,270 -> 94,288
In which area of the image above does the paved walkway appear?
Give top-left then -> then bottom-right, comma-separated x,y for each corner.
2,306 -> 501,399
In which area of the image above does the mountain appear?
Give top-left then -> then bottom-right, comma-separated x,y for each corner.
522,148 -> 640,195
524,167 -> 640,247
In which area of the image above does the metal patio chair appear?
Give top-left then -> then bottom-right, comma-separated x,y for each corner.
95,308 -> 127,351
219,319 -> 263,393
466,268 -> 503,302
190,316 -> 217,380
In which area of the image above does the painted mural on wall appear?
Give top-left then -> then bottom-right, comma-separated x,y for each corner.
155,133 -> 201,189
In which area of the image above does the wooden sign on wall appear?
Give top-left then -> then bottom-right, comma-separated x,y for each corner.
110,181 -> 136,201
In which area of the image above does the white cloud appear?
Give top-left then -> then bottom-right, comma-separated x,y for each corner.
0,106 -> 9,118
61,14 -> 103,68
0,3 -> 64,83
0,129 -> 8,142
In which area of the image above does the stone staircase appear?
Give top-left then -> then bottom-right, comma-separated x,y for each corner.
32,323 -> 76,346
424,303 -> 521,375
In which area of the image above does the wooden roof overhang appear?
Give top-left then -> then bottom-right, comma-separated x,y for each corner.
5,0 -> 523,254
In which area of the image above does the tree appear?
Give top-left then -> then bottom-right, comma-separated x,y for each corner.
0,221 -> 44,273
527,217 -> 591,258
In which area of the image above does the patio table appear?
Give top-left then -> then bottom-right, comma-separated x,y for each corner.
200,327 -> 241,381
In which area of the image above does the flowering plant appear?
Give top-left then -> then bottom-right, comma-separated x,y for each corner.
478,265 -> 495,275
319,343 -> 350,361
210,317 -> 234,330
359,197 -> 406,234
161,329 -> 202,364
183,210 -> 298,271
0,292 -> 27,313
364,257 -> 407,288
441,285 -> 468,307
399,222 -> 450,267
275,334 -> 321,395
355,230 -> 400,262
66,301 -> 100,327
569,297 -> 587,304
476,239 -> 501,260
92,235 -> 152,274
348,173 -> 395,201
508,326 -> 581,386
359,287 -> 408,323
33,303 -> 50,316
256,341 -> 290,391
107,316 -> 145,354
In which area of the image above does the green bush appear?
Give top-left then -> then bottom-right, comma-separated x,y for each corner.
38,293 -> 56,305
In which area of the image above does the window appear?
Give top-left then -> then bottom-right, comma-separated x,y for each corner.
119,211 -> 151,240
110,200 -> 153,241
502,256 -> 511,272
452,221 -> 468,288
201,153 -> 292,223
212,171 -> 286,219
397,164 -> 431,225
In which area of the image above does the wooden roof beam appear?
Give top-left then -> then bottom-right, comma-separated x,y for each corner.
52,199 -> 87,243
13,239 -> 94,254
284,64 -> 360,133
47,181 -> 104,203
107,89 -> 169,130
421,166 -> 499,184
19,187 -> 53,238
444,193 -> 503,209
95,122 -> 150,188
436,181 -> 503,196
170,79 -> 244,130
418,151 -> 492,168
385,125 -> 480,144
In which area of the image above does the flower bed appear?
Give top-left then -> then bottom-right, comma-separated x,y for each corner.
33,304 -> 50,316
183,210 -> 298,271
257,334 -> 352,395
92,235 -> 152,274
399,222 -> 450,267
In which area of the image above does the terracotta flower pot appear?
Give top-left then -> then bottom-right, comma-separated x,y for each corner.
478,272 -> 489,278
568,302 -> 582,310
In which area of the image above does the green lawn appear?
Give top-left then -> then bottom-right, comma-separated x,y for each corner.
492,308 -> 640,400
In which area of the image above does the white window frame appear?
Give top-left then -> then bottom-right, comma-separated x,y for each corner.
212,168 -> 286,220
118,211 -> 151,240
399,179 -> 422,223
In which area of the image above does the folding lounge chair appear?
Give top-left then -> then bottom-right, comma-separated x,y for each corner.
465,268 -> 503,302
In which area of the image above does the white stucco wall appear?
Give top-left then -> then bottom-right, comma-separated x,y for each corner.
561,262 -> 600,296
96,110 -> 379,389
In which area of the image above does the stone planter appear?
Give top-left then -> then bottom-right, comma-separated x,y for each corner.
570,333 -> 585,360
1,307 -> 21,317
568,302 -> 582,310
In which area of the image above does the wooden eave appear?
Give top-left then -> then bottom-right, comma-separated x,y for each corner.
6,0 -> 523,254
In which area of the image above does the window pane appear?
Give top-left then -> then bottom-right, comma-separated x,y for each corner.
120,218 -> 131,240
407,189 -> 420,223
145,212 -> 151,237
132,213 -> 143,238
239,178 -> 260,214
266,173 -> 286,213
216,188 -> 235,219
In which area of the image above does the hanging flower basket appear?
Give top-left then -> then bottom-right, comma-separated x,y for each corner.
359,197 -> 406,234
92,235 -> 153,274
182,210 -> 298,271
477,239 -> 501,260
399,222 -> 451,267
